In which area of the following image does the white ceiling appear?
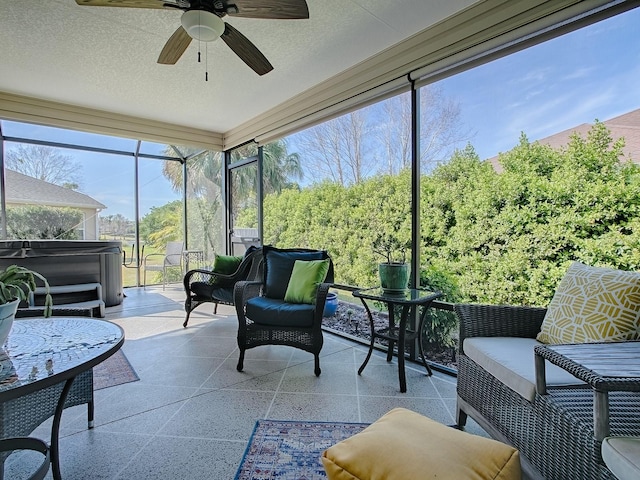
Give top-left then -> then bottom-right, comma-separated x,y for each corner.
0,0 -> 477,137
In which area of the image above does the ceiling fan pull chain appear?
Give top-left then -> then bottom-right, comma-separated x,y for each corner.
205,43 -> 209,81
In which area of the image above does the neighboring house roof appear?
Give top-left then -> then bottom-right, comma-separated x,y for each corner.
5,170 -> 106,210
489,108 -> 640,171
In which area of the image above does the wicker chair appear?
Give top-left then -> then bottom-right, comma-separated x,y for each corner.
455,303 -> 640,480
234,246 -> 334,376
182,247 -> 263,328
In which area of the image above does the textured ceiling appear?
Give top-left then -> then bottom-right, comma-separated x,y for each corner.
0,0 -> 477,136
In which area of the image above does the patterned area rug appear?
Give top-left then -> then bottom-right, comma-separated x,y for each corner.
93,349 -> 139,390
235,419 -> 368,480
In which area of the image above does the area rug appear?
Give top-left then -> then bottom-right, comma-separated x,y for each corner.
235,419 -> 368,480
93,349 -> 139,390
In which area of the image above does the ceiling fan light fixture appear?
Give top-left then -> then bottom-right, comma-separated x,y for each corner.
181,10 -> 225,42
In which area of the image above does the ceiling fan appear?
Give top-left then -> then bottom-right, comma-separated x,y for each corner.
75,0 -> 310,75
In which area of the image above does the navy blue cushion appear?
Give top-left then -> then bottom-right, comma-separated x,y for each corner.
263,246 -> 327,299
191,282 -> 234,303
246,297 -> 316,327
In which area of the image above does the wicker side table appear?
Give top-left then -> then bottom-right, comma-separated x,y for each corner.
534,341 -> 640,441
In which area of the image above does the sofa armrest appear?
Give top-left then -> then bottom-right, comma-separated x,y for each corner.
455,303 -> 547,354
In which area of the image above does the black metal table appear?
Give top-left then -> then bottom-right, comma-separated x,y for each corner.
0,318 -> 124,479
534,341 -> 640,441
352,288 -> 442,392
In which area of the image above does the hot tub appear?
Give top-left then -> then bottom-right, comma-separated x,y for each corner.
0,240 -> 123,306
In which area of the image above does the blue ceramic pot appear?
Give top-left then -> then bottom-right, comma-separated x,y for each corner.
323,292 -> 338,317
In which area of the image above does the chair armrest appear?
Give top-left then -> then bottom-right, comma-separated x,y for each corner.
234,280 -> 264,308
143,252 -> 164,265
314,282 -> 332,318
455,303 -> 547,354
183,268 -> 235,292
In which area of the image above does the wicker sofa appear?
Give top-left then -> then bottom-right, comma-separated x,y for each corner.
454,303 -> 640,480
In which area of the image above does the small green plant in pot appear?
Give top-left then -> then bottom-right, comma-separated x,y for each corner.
0,265 -> 52,345
372,232 -> 411,293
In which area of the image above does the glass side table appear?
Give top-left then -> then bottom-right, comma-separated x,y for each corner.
352,288 -> 442,392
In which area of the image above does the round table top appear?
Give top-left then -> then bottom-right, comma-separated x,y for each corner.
0,317 -> 124,401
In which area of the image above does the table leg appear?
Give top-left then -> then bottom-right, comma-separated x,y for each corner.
397,305 -> 409,393
416,305 -> 433,376
594,389 -> 610,442
357,299 -> 376,375
50,377 -> 76,480
386,302 -> 395,362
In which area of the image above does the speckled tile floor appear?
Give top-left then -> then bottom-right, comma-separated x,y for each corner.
6,285 -> 485,479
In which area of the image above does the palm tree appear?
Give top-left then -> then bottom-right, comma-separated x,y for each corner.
229,140 -> 302,196
160,140 -> 302,254
163,140 -> 302,198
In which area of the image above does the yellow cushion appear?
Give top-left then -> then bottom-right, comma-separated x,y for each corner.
537,262 -> 640,344
321,408 -> 521,480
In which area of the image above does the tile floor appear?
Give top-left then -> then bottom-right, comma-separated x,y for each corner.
8,284 -> 485,479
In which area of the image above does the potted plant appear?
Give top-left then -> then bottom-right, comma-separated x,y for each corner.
372,232 -> 411,293
0,265 -> 52,344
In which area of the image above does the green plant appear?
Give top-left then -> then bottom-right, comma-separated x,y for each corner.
420,265 -> 462,349
0,265 -> 52,317
372,232 -> 410,264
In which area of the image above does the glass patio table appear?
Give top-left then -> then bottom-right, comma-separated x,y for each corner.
352,288 -> 442,392
0,318 -> 124,480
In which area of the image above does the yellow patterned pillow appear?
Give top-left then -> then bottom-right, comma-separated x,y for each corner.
537,262 -> 640,344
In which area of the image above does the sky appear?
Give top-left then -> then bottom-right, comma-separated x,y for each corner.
439,8 -> 640,160
3,7 -> 639,219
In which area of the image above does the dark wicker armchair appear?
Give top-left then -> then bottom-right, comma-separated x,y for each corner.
182,247 -> 263,328
234,246 -> 334,376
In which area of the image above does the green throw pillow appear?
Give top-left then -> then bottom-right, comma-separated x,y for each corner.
284,259 -> 330,304
213,254 -> 243,275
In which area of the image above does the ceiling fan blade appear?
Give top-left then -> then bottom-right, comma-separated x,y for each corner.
75,0 -> 172,8
158,27 -> 192,64
229,0 -> 309,19
221,23 -> 273,75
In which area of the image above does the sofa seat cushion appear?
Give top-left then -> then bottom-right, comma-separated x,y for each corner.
464,337 -> 586,402
602,436 -> 640,480
191,282 -> 233,303
322,407 -> 521,480
246,297 -> 315,327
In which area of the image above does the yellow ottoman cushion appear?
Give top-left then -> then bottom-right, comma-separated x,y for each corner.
322,408 -> 521,480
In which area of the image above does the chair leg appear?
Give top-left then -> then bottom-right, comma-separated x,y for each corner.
237,350 -> 245,372
213,302 -> 218,315
183,311 -> 191,328
314,355 -> 321,377
456,405 -> 468,429
87,400 -> 94,429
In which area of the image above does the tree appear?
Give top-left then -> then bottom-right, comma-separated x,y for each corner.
5,144 -> 82,187
100,214 -> 134,239
421,122 -> 640,305
160,141 -> 302,255
6,205 -> 83,239
296,111 -> 369,185
162,140 -> 302,198
138,200 -> 182,246
294,86 -> 470,185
